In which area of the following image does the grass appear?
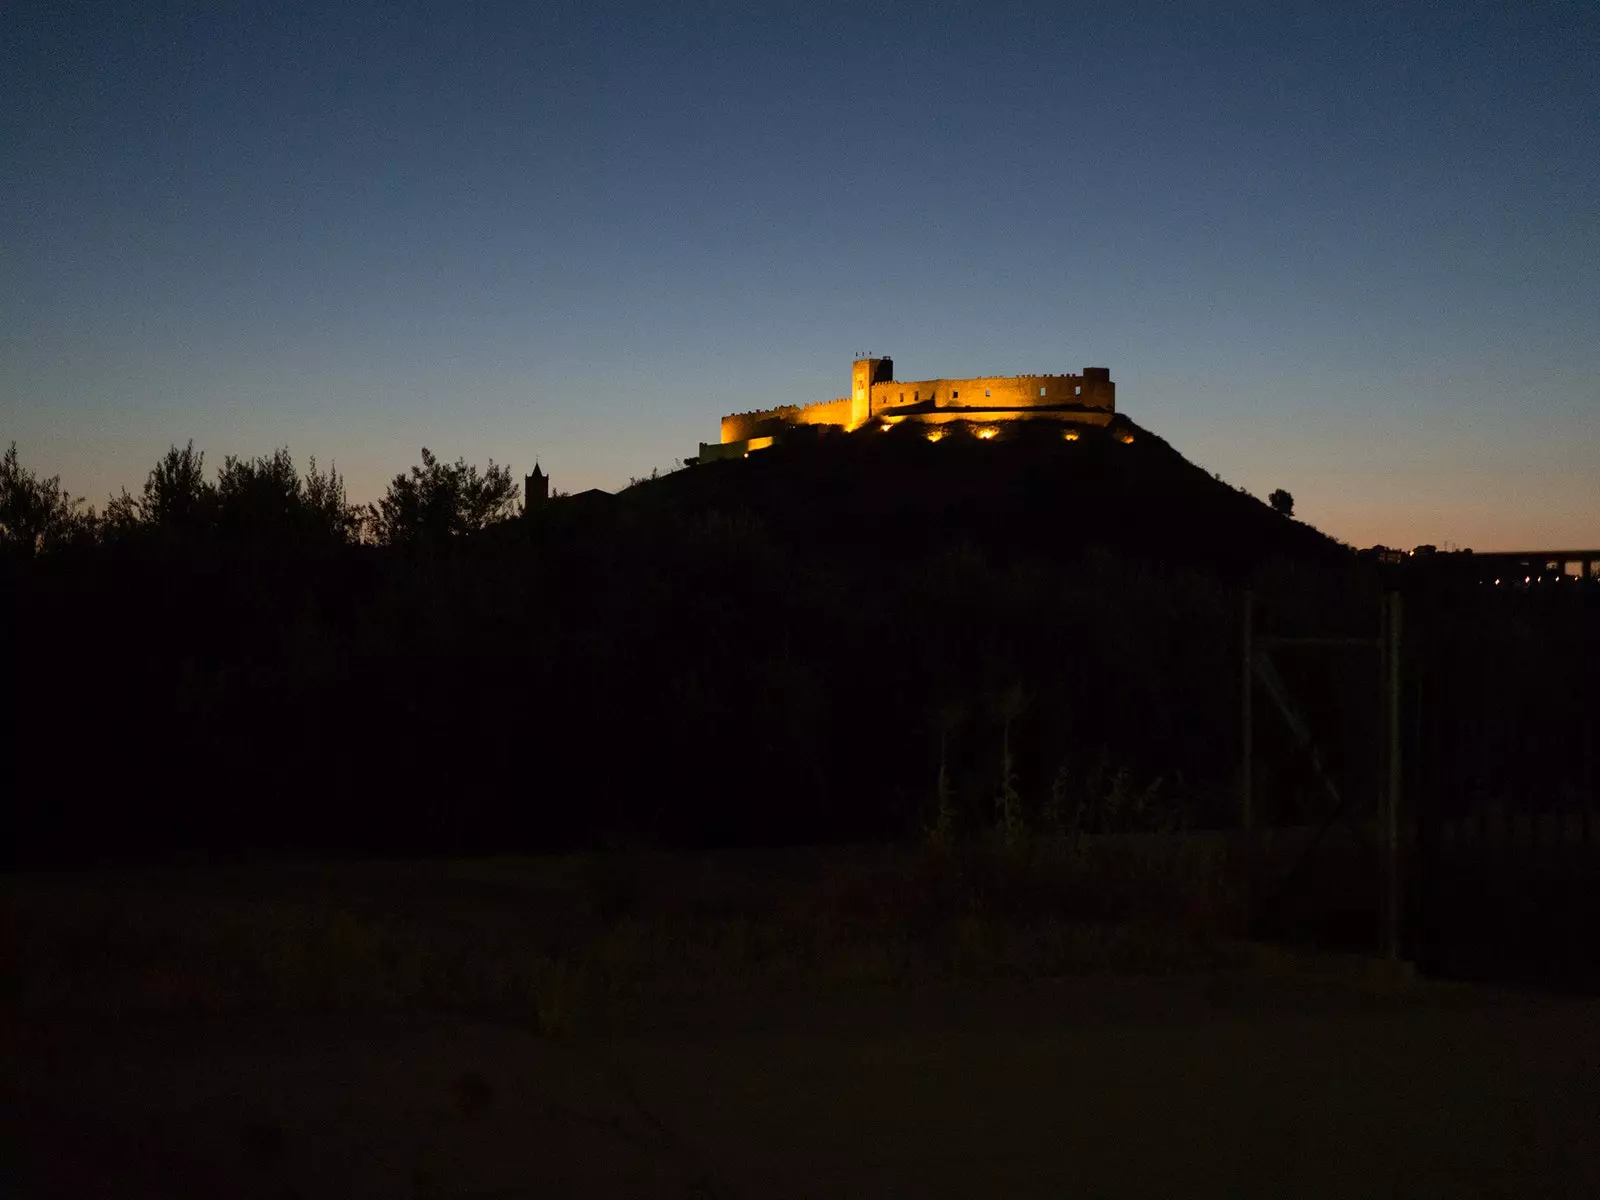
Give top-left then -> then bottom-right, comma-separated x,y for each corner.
3,835 -> 1345,1032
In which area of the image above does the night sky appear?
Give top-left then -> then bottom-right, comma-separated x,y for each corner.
4,0 -> 1596,550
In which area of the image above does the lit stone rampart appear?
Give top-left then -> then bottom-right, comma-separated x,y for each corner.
869,370 -> 1112,420
711,358 -> 1116,452
722,395 -> 853,443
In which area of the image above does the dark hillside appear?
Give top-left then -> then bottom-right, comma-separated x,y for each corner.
627,416 -> 1345,574
6,421 -> 1374,865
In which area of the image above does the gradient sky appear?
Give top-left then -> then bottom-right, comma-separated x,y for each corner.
3,0 -> 1596,550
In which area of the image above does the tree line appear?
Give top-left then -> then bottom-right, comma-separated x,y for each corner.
10,432 -> 1577,868
1,441 -> 520,554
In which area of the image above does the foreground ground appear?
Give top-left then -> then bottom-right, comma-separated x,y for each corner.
7,969 -> 1600,1198
5,849 -> 1598,1196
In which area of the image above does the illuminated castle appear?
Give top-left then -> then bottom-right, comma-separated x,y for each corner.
699,357 -> 1116,461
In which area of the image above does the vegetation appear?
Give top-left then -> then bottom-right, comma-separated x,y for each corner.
94,442 -> 365,546
5,840 -> 1263,1027
1269,488 -> 1295,517
2,426 -> 1592,924
0,441 -> 94,554
367,447 -> 519,545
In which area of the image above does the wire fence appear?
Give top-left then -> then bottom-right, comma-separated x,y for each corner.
1409,581 -> 1600,987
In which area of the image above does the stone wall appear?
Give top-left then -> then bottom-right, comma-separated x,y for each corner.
718,361 -> 1115,444
869,371 -> 1113,419
721,396 -> 856,443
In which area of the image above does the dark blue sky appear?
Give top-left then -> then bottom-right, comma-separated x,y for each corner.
4,0 -> 1596,548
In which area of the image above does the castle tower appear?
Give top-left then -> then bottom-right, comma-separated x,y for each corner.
850,356 -> 893,428
1079,367 -> 1115,410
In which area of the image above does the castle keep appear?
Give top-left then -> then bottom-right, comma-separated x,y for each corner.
699,357 -> 1115,461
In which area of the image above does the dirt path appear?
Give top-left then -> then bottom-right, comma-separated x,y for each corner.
6,970 -> 1600,1198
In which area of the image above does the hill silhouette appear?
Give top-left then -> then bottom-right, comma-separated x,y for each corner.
7,430 -> 1594,987
619,414 -> 1345,575
6,420 -> 1369,865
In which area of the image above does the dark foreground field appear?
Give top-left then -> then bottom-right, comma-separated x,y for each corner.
10,973 -> 1600,1198
6,845 -> 1600,1197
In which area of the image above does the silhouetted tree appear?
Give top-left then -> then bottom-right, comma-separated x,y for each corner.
217,447 -> 299,528
145,440 -> 213,529
216,448 -> 360,544
368,448 -> 520,545
0,442 -> 92,554
302,457 -> 361,542
104,441 -> 218,536
1269,488 -> 1295,517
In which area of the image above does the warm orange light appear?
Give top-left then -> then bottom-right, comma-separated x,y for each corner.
881,423 -> 893,432
1062,429 -> 1080,441
925,430 -> 944,442
976,427 -> 998,440
1117,431 -> 1135,444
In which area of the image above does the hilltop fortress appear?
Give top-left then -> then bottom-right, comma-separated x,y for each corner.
698,357 -> 1116,461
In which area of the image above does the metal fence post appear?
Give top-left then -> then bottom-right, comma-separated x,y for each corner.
1242,590 -> 1254,833
1383,592 -> 1403,961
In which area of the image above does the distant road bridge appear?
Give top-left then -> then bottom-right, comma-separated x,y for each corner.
1370,547 -> 1600,586
1459,549 -> 1600,587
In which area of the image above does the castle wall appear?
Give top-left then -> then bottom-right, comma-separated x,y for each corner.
722,395 -> 856,443
718,362 -> 1115,444
793,397 -> 854,428
869,371 -> 1113,419
722,407 -> 789,443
